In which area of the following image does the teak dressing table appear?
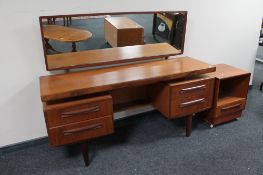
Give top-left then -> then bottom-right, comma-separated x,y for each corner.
40,46 -> 250,166
39,12 -> 250,166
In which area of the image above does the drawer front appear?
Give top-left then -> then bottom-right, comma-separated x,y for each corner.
45,96 -> 113,128
171,78 -> 214,99
171,94 -> 212,118
216,99 -> 246,117
48,116 -> 114,146
170,78 -> 214,118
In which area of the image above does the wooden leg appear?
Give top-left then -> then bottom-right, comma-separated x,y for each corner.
63,17 -> 66,26
186,115 -> 193,137
45,39 -> 61,54
52,17 -> 56,24
69,17 -> 72,25
66,17 -> 69,26
72,42 -> 77,52
80,142 -> 90,166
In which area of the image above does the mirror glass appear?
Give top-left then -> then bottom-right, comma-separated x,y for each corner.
40,11 -> 187,70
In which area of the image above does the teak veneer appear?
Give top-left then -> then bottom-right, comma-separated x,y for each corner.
203,64 -> 250,127
40,57 -> 216,102
47,43 -> 180,70
43,25 -> 92,53
40,55 -> 251,167
43,25 -> 92,43
204,64 -> 250,80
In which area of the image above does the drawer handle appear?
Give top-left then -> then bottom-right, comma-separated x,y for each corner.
63,123 -> 103,136
180,98 -> 205,107
60,106 -> 100,118
221,104 -> 241,111
180,85 -> 206,94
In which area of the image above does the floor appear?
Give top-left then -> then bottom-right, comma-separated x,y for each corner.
0,62 -> 262,174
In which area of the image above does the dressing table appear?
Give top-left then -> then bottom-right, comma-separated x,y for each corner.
39,11 -> 250,166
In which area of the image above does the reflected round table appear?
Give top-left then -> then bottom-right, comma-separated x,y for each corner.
43,25 -> 92,53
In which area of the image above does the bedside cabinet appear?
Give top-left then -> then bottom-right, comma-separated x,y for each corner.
203,64 -> 251,127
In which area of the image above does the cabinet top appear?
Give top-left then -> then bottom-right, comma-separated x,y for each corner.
40,57 -> 216,102
205,64 -> 250,80
105,17 -> 143,29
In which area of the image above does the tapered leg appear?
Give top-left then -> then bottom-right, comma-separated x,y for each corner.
45,39 -> 60,54
80,142 -> 89,166
72,42 -> 77,52
63,17 -> 66,26
186,115 -> 193,137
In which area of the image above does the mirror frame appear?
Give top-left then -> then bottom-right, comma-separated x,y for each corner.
39,11 -> 188,71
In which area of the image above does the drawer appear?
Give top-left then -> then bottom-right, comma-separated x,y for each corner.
44,95 -> 113,128
150,76 -> 215,119
216,98 -> 246,117
171,78 -> 214,99
169,77 -> 214,118
48,115 -> 114,146
171,94 -> 212,118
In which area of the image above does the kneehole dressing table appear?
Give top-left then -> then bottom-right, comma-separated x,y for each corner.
39,11 -> 250,166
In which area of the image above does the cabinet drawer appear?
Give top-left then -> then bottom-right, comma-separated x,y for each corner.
171,78 -> 214,99
44,95 -> 112,128
169,77 -> 214,118
48,115 -> 114,146
216,98 -> 245,117
150,76 -> 214,119
171,95 -> 212,118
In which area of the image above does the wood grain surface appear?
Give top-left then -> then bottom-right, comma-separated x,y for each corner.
40,57 -> 215,102
47,43 -> 180,70
43,25 -> 92,42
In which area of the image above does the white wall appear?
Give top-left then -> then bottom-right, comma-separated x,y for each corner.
0,0 -> 262,147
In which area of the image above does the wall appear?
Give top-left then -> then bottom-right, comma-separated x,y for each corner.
0,0 -> 262,147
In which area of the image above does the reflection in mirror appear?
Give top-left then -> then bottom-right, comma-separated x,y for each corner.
40,12 -> 187,70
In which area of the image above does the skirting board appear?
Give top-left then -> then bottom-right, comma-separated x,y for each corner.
0,137 -> 48,156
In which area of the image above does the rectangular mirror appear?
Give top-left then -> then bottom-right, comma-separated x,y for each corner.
39,11 -> 187,71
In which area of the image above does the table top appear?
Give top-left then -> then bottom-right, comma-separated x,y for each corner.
105,17 -> 143,29
43,25 -> 92,42
47,43 -> 181,70
40,57 -> 216,102
205,64 -> 250,80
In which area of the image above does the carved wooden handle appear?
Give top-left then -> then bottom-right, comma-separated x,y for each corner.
180,85 -> 206,94
63,123 -> 103,136
221,104 -> 241,111
60,106 -> 100,118
180,98 -> 205,107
